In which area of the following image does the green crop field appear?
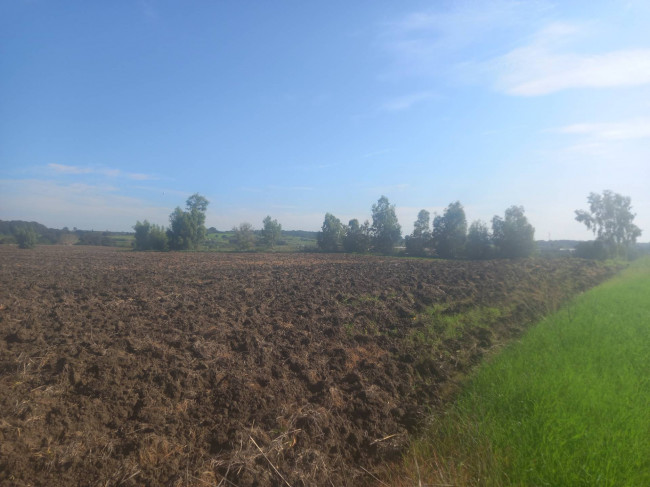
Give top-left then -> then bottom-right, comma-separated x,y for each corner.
393,257 -> 650,486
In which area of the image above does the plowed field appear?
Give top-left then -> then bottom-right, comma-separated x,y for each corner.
0,246 -> 616,486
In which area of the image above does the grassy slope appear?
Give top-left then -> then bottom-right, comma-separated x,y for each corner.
393,257 -> 650,486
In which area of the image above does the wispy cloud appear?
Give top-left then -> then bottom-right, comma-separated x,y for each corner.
380,91 -> 436,111
380,1 -> 551,78
382,4 -> 650,96
489,22 -> 650,96
555,118 -> 650,141
127,172 -> 157,181
48,163 -> 92,174
47,163 -> 157,181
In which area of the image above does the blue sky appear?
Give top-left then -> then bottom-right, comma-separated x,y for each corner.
1,0 -> 649,240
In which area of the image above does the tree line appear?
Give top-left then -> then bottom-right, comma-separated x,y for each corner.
132,189 -> 642,260
4,189 -> 642,259
316,190 -> 642,260
317,196 -> 537,259
133,194 -> 284,251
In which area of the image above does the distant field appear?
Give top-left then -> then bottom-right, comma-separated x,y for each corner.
205,230 -> 318,252
396,257 -> 650,486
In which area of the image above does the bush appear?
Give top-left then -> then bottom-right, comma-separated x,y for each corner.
15,227 -> 38,249
574,241 -> 609,260
133,220 -> 168,251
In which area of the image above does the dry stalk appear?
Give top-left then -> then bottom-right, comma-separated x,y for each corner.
249,435 -> 292,487
370,433 -> 403,445
414,455 -> 422,487
359,466 -> 390,487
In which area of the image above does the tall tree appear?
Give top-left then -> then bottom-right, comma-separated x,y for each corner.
465,220 -> 491,260
371,196 -> 402,254
575,190 -> 642,258
405,209 -> 431,256
261,215 -> 282,248
167,193 -> 209,250
492,205 -> 536,258
433,201 -> 467,259
343,219 -> 371,253
317,213 -> 344,252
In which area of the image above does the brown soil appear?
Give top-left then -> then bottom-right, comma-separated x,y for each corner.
0,246 -> 616,486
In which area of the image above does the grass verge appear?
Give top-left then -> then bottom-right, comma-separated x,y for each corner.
389,257 -> 650,486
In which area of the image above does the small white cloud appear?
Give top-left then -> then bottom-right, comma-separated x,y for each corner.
127,172 -> 157,181
556,118 -> 650,141
46,163 -> 158,181
48,163 -> 92,174
100,168 -> 122,177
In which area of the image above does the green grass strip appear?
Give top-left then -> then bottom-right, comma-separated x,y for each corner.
407,258 -> 650,486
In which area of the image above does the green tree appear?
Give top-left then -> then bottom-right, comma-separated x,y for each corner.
575,190 -> 642,258
261,215 -> 282,248
167,193 -> 209,250
466,220 -> 492,260
15,227 -> 38,249
134,220 -> 168,251
317,213 -> 344,252
492,206 -> 536,258
133,220 -> 152,250
232,222 -> 256,251
433,201 -> 467,259
405,209 -> 431,256
371,195 -> 401,254
148,224 -> 169,251
343,219 -> 371,253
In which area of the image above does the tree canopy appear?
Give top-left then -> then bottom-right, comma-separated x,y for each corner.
492,206 -> 536,258
133,220 -> 168,251
433,201 -> 467,259
343,219 -> 371,253
466,220 -> 492,260
405,209 -> 431,256
261,216 -> 282,248
317,213 -> 344,252
167,193 -> 209,250
371,196 -> 401,254
232,222 -> 256,251
575,190 -> 642,258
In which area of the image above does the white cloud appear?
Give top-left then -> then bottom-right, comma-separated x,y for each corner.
490,23 -> 650,95
380,1 -> 552,78
47,163 -> 157,181
48,163 -> 92,174
382,4 -> 650,96
556,118 -> 650,141
127,172 -> 157,181
496,48 -> 650,96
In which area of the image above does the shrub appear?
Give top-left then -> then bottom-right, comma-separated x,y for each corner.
15,227 -> 38,249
